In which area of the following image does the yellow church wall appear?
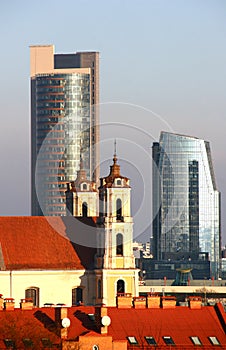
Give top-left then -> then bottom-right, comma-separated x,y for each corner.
0,270 -> 91,308
115,257 -> 124,268
102,270 -> 138,306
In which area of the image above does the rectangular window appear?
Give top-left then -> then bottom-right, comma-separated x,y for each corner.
41,338 -> 52,348
72,287 -> 83,305
145,336 -> 157,345
23,338 -> 34,348
208,337 -> 220,346
190,337 -> 202,345
4,339 -> 16,349
127,336 -> 139,345
163,336 -> 175,345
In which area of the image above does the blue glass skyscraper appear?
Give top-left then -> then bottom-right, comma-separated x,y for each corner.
30,45 -> 99,216
152,132 -> 221,278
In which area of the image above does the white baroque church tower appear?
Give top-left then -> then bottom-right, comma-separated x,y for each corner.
66,149 -> 139,306
95,152 -> 139,306
65,155 -> 99,217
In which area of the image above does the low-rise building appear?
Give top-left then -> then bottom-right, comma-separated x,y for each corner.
0,297 -> 225,349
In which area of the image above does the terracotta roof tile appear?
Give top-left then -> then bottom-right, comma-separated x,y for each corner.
0,217 -> 96,270
0,308 -> 60,348
0,305 -> 225,348
106,305 -> 226,347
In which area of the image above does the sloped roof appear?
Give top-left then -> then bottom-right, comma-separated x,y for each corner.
0,304 -> 225,348
107,304 -> 226,347
0,306 -> 98,349
0,216 -> 97,270
0,308 -> 60,349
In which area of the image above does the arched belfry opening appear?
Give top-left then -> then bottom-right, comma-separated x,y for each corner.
117,279 -> 125,294
116,198 -> 122,220
82,202 -> 88,217
116,233 -> 123,255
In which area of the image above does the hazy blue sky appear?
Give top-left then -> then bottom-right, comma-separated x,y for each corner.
0,0 -> 225,243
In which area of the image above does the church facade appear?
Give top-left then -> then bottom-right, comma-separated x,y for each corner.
66,151 -> 139,306
0,153 -> 139,307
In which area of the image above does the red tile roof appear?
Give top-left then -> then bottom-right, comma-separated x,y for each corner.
107,304 -> 226,347
0,216 -> 96,270
0,304 -> 225,348
0,308 -> 60,349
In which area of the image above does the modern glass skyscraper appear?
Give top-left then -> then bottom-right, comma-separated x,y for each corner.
30,45 -> 99,216
152,132 -> 221,278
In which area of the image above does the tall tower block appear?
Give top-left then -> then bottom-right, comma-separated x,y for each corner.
30,45 -> 99,216
152,131 -> 221,278
95,151 -> 139,306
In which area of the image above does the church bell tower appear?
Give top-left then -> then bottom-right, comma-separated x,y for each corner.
95,146 -> 139,306
65,155 -> 98,217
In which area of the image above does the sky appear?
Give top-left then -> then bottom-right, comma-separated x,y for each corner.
0,0 -> 226,243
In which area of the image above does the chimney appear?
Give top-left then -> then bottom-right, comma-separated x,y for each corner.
116,293 -> 132,308
55,306 -> 69,339
133,297 -> 146,309
95,306 -> 111,335
189,296 -> 202,309
161,296 -> 176,309
20,298 -> 33,310
4,298 -> 15,311
147,293 -> 160,309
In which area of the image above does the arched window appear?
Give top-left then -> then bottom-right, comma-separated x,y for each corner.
82,202 -> 88,217
117,279 -> 125,294
82,183 -> 87,190
72,287 -> 83,305
116,198 -> 122,220
116,233 -> 123,255
25,287 -> 39,307
98,279 -> 102,299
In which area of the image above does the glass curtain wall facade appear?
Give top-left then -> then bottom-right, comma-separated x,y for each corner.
35,73 -> 90,215
30,45 -> 99,216
54,51 -> 100,184
152,132 -> 221,278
